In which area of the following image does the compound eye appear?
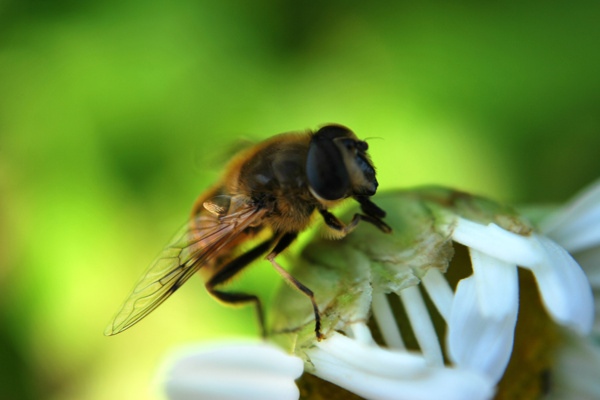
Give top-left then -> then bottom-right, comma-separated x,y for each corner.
306,135 -> 350,201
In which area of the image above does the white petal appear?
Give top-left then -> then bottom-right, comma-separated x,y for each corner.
348,322 -> 377,345
546,206 -> 600,254
594,292 -> 600,336
372,292 -> 406,349
308,333 -> 494,400
313,333 -> 427,377
571,245 -> 600,281
399,286 -> 444,366
524,235 -> 595,335
163,342 -> 303,400
469,249 -> 519,320
549,333 -> 600,400
421,269 -> 454,322
167,375 -> 300,400
168,342 -> 303,377
541,178 -> 600,253
452,218 -> 542,267
447,276 -> 518,383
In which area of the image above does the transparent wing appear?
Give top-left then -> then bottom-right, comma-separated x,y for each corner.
104,198 -> 267,336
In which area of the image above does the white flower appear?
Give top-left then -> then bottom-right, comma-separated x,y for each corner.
270,187 -> 596,399
540,178 -> 600,255
305,325 -> 494,400
535,179 -> 600,399
158,184 -> 599,400
306,218 -> 594,396
448,218 -> 594,382
540,179 -> 600,337
161,341 -> 303,400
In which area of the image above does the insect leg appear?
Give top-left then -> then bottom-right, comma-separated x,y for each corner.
319,210 -> 392,237
319,208 -> 392,235
353,197 -> 392,233
354,195 -> 386,219
205,237 -> 277,338
266,233 -> 324,341
208,290 -> 266,335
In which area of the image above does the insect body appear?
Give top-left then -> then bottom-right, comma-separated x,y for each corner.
104,124 -> 391,339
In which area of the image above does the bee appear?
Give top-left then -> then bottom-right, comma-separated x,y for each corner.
104,124 -> 391,339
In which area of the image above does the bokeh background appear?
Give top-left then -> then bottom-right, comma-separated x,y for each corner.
1,1 -> 599,399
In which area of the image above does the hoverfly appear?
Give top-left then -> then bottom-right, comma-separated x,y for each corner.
105,124 -> 391,339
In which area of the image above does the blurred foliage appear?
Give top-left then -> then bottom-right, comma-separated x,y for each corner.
0,1 -> 599,399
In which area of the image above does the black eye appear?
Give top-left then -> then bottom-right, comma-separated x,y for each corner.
340,138 -> 355,151
306,133 -> 350,201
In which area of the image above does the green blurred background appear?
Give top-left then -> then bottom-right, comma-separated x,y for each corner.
1,1 -> 599,399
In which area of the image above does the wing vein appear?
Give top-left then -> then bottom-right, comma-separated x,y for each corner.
104,200 -> 267,336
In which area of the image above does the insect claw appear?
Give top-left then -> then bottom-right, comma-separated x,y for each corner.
315,326 -> 324,342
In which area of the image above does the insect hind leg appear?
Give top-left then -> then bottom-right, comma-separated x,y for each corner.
205,237 -> 276,338
266,232 -> 323,341
207,289 -> 266,336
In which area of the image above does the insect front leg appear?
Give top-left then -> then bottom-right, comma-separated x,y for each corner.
266,232 -> 324,341
354,195 -> 386,219
205,237 -> 276,338
349,196 -> 393,234
319,206 -> 392,236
